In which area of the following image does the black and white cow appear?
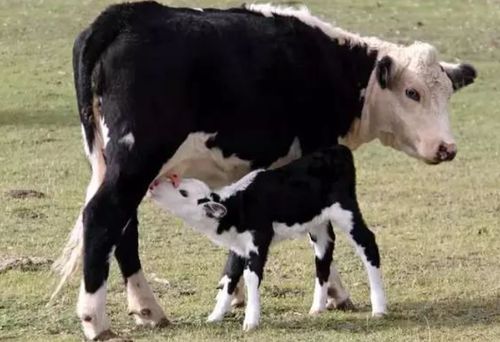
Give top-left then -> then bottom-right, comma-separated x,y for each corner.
52,2 -> 477,340
149,146 -> 383,331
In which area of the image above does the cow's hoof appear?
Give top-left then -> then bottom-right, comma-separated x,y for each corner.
128,308 -> 169,328
231,298 -> 245,308
327,297 -> 356,311
156,317 -> 171,328
92,329 -> 118,341
372,312 -> 387,319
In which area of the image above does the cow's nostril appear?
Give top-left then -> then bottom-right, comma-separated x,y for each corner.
437,143 -> 457,162
447,149 -> 457,161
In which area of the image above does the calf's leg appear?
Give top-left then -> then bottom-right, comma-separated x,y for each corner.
242,237 -> 271,331
208,252 -> 246,322
309,223 -> 354,314
331,201 -> 387,316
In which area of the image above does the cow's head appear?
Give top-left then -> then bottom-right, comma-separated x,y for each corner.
360,42 -> 476,164
149,176 -> 227,222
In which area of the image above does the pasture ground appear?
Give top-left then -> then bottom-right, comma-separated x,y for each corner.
0,0 -> 499,341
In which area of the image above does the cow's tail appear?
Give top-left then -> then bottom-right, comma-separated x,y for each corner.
49,5 -> 129,303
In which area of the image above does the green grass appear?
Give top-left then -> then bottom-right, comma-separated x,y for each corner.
1,0 -> 499,341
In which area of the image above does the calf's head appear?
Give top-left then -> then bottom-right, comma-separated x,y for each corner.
363,42 -> 477,164
149,177 -> 227,221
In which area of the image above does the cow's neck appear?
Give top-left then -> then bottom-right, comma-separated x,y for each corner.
271,6 -> 397,151
332,38 -> 397,151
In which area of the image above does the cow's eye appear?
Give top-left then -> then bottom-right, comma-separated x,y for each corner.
405,88 -> 421,102
179,189 -> 189,198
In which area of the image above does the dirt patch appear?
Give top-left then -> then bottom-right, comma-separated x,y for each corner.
6,189 -> 46,199
265,285 -> 305,298
0,256 -> 53,274
12,207 -> 47,219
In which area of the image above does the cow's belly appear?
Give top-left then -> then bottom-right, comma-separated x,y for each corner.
157,132 -> 302,189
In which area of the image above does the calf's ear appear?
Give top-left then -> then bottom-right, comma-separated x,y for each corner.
376,56 -> 394,89
441,62 -> 477,91
203,202 -> 227,219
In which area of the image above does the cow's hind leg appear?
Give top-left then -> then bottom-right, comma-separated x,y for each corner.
208,252 -> 246,322
325,264 -> 355,311
114,212 -> 168,327
77,145 -> 164,340
332,202 -> 387,317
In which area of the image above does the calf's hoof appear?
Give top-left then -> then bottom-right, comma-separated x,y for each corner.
326,297 -> 356,311
242,319 -> 259,332
207,313 -> 225,323
372,312 -> 387,319
309,307 -> 327,316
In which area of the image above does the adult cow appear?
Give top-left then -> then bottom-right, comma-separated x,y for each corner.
53,2 -> 476,340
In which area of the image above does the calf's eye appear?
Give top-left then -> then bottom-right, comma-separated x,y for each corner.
179,189 -> 189,197
405,88 -> 421,102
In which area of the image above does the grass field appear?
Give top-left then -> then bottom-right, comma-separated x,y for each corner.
1,0 -> 499,341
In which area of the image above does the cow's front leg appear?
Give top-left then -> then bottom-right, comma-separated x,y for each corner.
208,252 -> 245,322
114,213 -> 168,327
77,189 -> 123,340
77,150 -> 164,340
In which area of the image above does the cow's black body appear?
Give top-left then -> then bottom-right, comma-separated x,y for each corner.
76,1 -> 376,165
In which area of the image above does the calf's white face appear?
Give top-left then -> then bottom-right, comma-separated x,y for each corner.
362,42 -> 476,164
149,178 -> 227,221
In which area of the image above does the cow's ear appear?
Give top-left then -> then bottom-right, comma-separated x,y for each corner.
376,56 -> 394,89
202,202 -> 227,219
441,62 -> 477,91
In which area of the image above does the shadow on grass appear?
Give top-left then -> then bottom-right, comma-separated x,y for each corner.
0,109 -> 78,127
161,296 -> 500,335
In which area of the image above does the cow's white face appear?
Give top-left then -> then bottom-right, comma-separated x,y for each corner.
360,42 -> 476,164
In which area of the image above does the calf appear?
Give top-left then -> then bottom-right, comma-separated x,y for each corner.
149,146 -> 385,331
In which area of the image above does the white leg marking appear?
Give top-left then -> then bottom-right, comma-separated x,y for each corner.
308,225 -> 332,314
309,278 -> 328,315
356,250 -> 386,316
242,269 -> 260,331
207,276 -> 232,322
76,281 -> 110,340
344,236 -> 386,315
127,270 -> 168,326
331,205 -> 387,316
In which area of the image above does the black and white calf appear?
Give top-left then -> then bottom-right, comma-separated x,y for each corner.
52,1 -> 477,339
149,146 -> 385,331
